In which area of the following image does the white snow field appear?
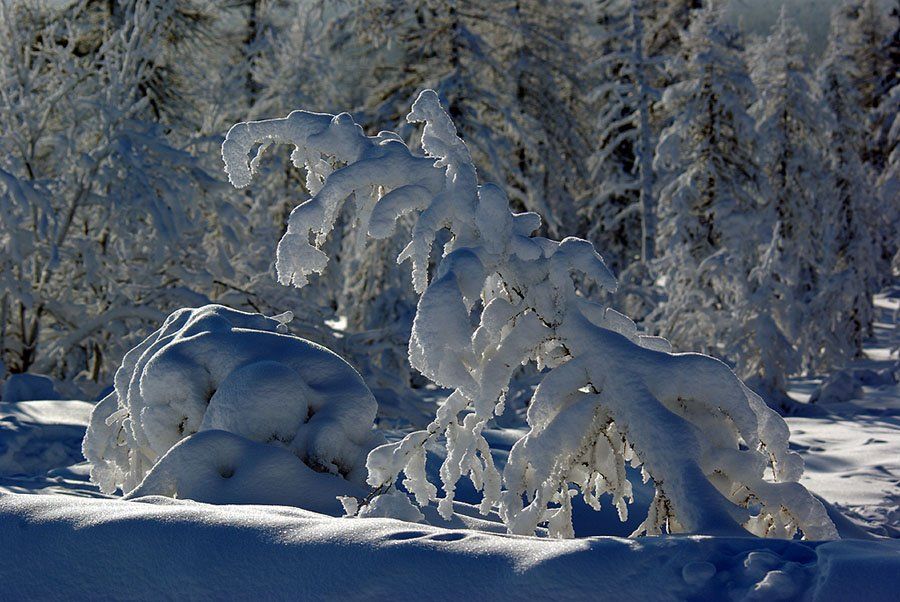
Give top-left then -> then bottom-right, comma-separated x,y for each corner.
0,295 -> 898,599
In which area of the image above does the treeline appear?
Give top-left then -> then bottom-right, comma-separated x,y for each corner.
0,0 -> 896,400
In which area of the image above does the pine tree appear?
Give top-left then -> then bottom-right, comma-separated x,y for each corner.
746,8 -> 834,384
645,0 -> 704,61
650,6 -> 766,361
320,0 -> 591,236
584,0 -> 661,276
814,5 -> 882,365
0,0 -> 228,388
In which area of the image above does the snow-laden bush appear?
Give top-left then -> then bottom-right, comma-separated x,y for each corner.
223,91 -> 837,539
83,305 -> 382,495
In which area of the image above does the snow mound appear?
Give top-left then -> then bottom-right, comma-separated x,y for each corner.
83,305 -> 383,495
811,368 -> 898,405
1,493 -> 898,600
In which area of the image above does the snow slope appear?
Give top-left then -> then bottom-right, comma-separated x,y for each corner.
1,493 -> 899,601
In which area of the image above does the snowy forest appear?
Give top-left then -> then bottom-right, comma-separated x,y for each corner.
0,0 -> 899,599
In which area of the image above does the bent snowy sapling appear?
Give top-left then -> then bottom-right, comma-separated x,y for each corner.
222,90 -> 837,540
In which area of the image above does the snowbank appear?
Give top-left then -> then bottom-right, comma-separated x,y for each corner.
810,368 -> 897,405
126,430 -> 367,516
0,493 -> 897,600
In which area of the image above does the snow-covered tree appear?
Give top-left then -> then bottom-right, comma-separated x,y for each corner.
645,0 -> 703,77
222,89 -> 836,540
650,6 -> 769,362
0,1 -> 227,388
832,0 -> 895,117
321,0 -> 591,237
744,9 -> 834,389
583,0 -> 661,273
814,7 -> 881,365
829,0 -> 898,273
877,79 -> 900,272
873,3 -> 900,268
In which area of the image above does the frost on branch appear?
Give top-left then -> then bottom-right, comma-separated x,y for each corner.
223,91 -> 837,540
83,305 -> 382,495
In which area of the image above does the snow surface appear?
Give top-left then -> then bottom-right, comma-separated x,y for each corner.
126,430 -> 368,516
0,400 -> 93,477
1,373 -> 61,403
1,493 -> 898,601
783,293 -> 900,537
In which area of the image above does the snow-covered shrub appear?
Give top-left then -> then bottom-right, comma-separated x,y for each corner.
223,90 -> 837,539
83,305 -> 382,495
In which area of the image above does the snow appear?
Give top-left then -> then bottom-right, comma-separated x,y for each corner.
789,415 -> 900,537
0,303 -> 897,597
1,373 -> 61,403
0,493 -> 898,600
0,400 -> 93,477
127,430 -> 367,516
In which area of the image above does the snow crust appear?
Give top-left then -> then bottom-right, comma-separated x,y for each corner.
224,90 -> 836,540
82,305 -> 382,495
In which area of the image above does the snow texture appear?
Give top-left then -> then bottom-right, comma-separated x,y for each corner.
127,430 -> 367,516
224,90 -> 836,540
82,304 -> 382,496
